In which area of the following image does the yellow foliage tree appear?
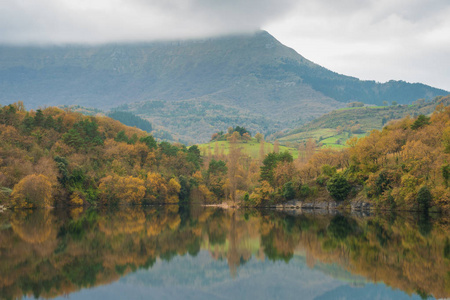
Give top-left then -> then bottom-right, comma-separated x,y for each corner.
145,172 -> 168,203
167,178 -> 181,195
98,175 -> 145,205
10,174 -> 53,208
250,180 -> 274,206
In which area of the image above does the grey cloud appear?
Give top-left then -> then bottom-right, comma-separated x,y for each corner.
0,0 -> 298,44
0,0 -> 448,91
264,0 -> 450,90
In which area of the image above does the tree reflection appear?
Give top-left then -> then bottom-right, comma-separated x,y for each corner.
0,207 -> 448,299
11,209 -> 56,244
327,215 -> 357,240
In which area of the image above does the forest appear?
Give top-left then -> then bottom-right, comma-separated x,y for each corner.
0,103 -> 201,207
0,97 -> 450,212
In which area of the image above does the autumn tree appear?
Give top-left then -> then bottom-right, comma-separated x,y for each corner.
10,174 -> 53,208
207,159 -> 228,199
98,175 -> 146,205
255,133 -> 264,143
273,140 -> 280,153
145,172 -> 168,203
259,139 -> 265,162
227,134 -> 242,202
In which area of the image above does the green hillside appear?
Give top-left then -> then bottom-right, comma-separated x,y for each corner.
280,95 -> 450,148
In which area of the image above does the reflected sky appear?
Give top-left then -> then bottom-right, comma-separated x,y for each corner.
1,207 -> 447,300
49,252 -> 426,300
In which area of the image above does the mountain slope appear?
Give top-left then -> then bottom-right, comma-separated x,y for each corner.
0,31 -> 447,143
279,95 -> 450,148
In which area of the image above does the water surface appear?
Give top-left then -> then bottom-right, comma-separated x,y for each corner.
0,206 -> 448,299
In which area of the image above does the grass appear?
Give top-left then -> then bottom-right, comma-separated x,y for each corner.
279,98 -> 449,150
197,139 -> 299,159
279,129 -> 364,149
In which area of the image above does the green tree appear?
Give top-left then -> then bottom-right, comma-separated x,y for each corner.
159,141 -> 178,156
282,182 -> 295,200
326,173 -> 351,201
33,109 -> 45,127
411,115 -> 430,130
115,130 -> 129,143
442,164 -> 450,187
140,135 -> 157,149
208,159 -> 227,176
233,126 -> 250,136
417,186 -> 432,212
63,119 -> 104,150
187,145 -> 202,171
62,128 -> 84,150
260,151 -> 293,186
374,170 -> 393,196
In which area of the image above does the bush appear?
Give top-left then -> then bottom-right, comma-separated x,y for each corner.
326,173 -> 351,201
282,182 -> 295,200
299,184 -> 311,197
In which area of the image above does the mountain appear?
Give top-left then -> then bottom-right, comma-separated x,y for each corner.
0,31 -> 447,143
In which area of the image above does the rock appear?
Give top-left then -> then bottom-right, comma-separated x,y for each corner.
302,203 -> 315,209
351,201 -> 373,211
314,202 -> 328,209
328,201 -> 337,210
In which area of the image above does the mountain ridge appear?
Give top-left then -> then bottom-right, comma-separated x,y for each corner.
0,31 -> 447,143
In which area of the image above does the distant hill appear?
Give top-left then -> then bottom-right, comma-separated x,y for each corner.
280,95 -> 450,148
107,111 -> 153,133
0,31 -> 447,143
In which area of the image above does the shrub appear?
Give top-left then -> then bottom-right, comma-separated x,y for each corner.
282,182 -> 295,200
326,173 -> 351,201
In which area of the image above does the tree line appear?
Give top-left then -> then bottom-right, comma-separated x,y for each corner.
1,97 -> 450,212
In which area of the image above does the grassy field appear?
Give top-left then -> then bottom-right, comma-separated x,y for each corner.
197,139 -> 299,159
279,96 -> 449,149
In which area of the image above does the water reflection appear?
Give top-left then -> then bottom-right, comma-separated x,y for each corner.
0,207 -> 449,300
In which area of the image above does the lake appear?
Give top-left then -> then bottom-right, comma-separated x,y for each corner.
0,206 -> 448,300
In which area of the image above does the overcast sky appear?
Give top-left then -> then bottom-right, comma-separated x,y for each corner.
1,0 -> 449,91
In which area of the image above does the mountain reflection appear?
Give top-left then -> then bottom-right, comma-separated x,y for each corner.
0,207 -> 449,299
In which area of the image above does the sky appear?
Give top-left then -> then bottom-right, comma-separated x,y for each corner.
1,0 -> 449,91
